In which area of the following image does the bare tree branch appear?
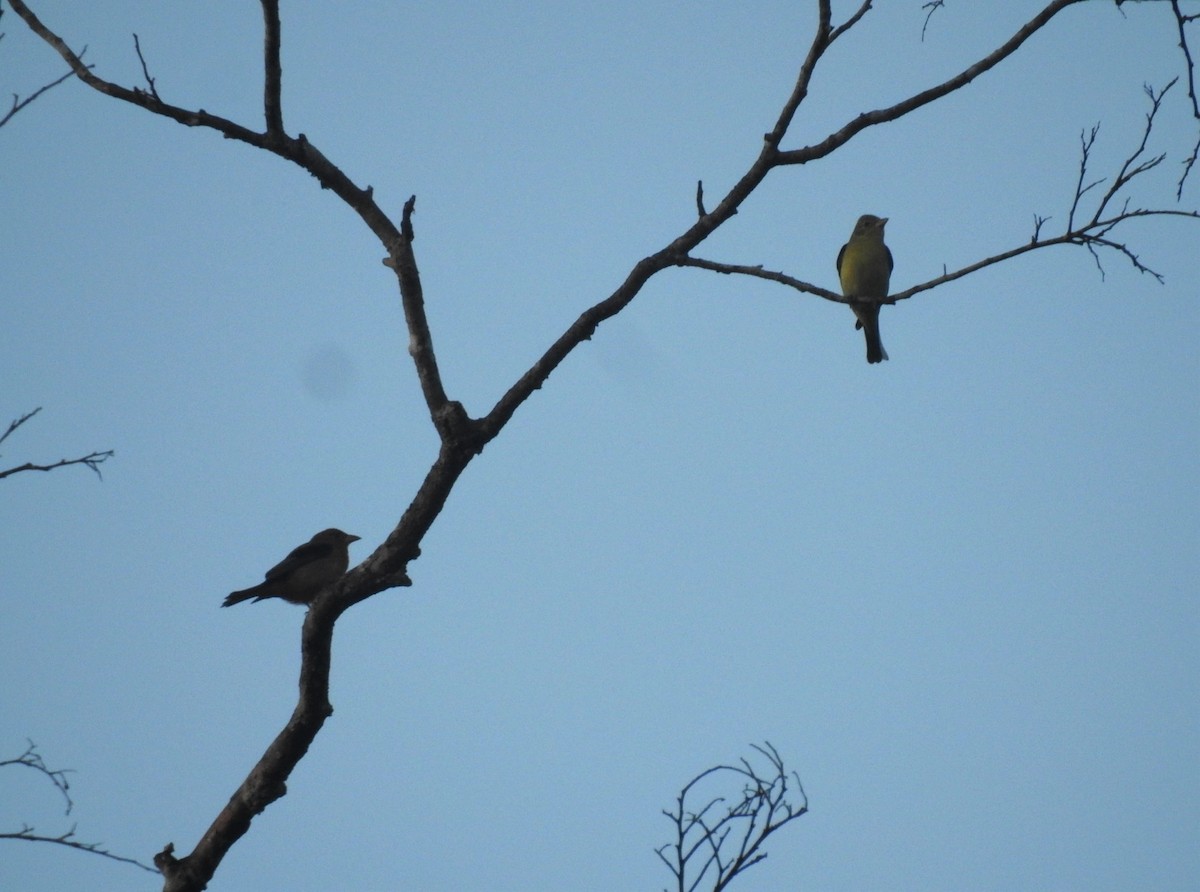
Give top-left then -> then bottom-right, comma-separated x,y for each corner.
1168,2 -> 1199,118
682,78 -> 1198,302
1,825 -> 158,873
1,741 -> 157,873
131,33 -> 158,100
775,0 -> 1087,166
6,3 -> 1195,890
921,1 -> 946,42
0,60 -> 82,127
0,408 -> 114,480
0,406 -> 40,448
261,0 -> 282,136
0,5 -> 88,129
656,742 -> 807,892
0,739 -> 74,813
0,451 -> 115,480
476,1 -> 1095,441
1162,0 -> 1200,196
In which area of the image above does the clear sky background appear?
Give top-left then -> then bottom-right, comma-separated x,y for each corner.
2,2 -> 1197,890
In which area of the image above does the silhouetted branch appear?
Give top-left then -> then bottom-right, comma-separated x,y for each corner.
0,5 -> 87,129
1,739 -> 74,812
0,451 -> 114,480
131,33 -> 158,100
774,0 -> 1085,167
0,406 -> 39,447
683,78 -> 1198,302
1,741 -> 157,873
656,743 -> 807,892
2,825 -> 157,872
7,3 -> 1193,890
0,408 -> 114,480
1169,3 -> 1199,116
261,0 -> 282,136
921,1 -> 946,42
675,257 -> 849,305
1167,0 -> 1200,196
5,0 -> 456,449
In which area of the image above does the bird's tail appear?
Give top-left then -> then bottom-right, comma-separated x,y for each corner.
222,587 -> 262,608
853,306 -> 889,364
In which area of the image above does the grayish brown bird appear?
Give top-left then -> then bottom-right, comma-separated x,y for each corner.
837,214 -> 893,364
222,528 -> 360,607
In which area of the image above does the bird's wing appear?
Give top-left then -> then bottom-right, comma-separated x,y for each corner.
836,242 -> 847,276
263,539 -> 335,582
885,244 -> 894,274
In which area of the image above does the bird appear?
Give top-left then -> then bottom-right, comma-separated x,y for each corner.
836,214 -> 893,363
222,528 -> 360,607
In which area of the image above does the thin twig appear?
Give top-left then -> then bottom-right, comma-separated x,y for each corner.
921,1 -> 945,42
0,47 -> 88,128
0,450 -> 115,480
0,408 -> 114,480
0,407 -> 41,446
1,825 -> 158,873
0,741 -> 157,873
131,33 -> 158,100
685,77 -> 1197,307
0,740 -> 74,813
1169,0 -> 1199,196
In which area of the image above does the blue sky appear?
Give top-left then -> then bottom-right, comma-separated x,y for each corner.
2,2 -> 1197,890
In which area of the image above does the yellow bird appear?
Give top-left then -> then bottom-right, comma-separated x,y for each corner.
836,214 -> 892,363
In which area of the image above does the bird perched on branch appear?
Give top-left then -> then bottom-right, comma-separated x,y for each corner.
222,528 -> 360,607
837,214 -> 893,364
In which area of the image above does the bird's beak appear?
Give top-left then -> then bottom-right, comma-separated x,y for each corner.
880,217 -> 889,226
347,534 -> 361,543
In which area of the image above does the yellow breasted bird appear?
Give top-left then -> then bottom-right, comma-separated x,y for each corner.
836,214 -> 892,363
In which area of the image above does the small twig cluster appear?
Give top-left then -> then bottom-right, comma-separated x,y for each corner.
0,407 -> 114,481
657,742 -> 808,892
0,740 -> 156,873
681,77 -> 1198,304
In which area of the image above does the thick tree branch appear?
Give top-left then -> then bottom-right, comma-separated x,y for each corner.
682,75 -> 1198,305
153,443 -> 477,892
480,1 -> 1093,437
776,0 -> 1086,166
156,581 -> 342,889
8,4 -> 1193,891
5,0 -> 455,441
0,4 -> 87,129
477,0 -> 854,439
261,0 -> 282,136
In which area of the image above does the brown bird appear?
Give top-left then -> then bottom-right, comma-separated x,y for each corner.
222,528 -> 360,607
